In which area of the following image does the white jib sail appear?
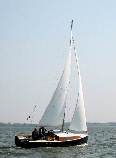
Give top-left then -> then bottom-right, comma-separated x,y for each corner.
69,51 -> 87,132
39,51 -> 71,127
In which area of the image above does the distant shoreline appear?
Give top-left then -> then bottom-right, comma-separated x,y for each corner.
0,122 -> 116,125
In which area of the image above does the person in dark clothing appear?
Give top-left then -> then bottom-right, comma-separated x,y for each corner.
38,127 -> 47,139
32,128 -> 39,140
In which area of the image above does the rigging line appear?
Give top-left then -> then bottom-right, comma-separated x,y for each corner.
70,20 -> 80,76
71,92 -> 80,122
27,104 -> 38,121
73,39 -> 80,76
70,20 -> 80,75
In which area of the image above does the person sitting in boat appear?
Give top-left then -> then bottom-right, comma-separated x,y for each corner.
47,130 -> 56,141
38,126 -> 47,139
32,128 -> 39,140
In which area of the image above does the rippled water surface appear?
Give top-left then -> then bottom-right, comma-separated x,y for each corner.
0,123 -> 116,158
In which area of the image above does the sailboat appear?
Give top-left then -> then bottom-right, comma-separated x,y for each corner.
15,20 -> 88,148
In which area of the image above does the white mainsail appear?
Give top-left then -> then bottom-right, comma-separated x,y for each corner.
39,51 -> 71,127
69,49 -> 87,132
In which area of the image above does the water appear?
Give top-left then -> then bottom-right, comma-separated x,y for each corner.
0,123 -> 116,158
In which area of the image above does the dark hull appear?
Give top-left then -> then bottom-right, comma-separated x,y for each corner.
15,135 -> 88,148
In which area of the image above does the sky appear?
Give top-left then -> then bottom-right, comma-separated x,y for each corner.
0,0 -> 116,123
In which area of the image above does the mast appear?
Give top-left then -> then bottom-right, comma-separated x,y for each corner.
70,19 -> 73,46
61,20 -> 73,132
61,102 -> 66,132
